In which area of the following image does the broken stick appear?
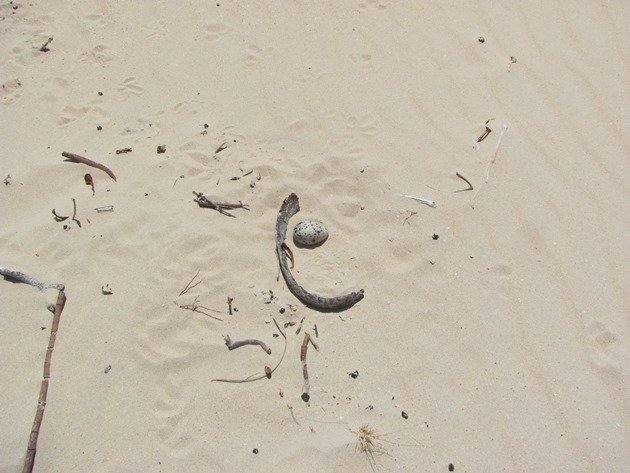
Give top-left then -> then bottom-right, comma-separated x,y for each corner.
62,152 -> 117,182
193,192 -> 249,217
224,335 -> 272,355
455,172 -> 474,192
300,332 -> 319,402
0,266 -> 64,292
22,290 -> 65,473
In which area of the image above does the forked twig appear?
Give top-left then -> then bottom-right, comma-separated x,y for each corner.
212,319 -> 287,383
62,152 -> 117,181
224,335 -> 272,355
22,290 -> 66,473
176,298 -> 222,321
455,172 -> 474,192
193,191 -> 249,217
179,270 -> 201,296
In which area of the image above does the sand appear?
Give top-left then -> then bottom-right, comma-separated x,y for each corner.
1,1 -> 628,472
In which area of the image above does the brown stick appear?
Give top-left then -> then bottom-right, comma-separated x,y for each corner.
62,152 -> 117,181
22,290 -> 66,473
455,172 -> 474,192
39,37 -> 53,52
212,319 -> 287,383
224,335 -> 272,355
300,332 -> 319,402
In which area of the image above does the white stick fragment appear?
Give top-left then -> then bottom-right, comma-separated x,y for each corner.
95,205 -> 114,213
0,266 -> 65,292
399,194 -> 437,208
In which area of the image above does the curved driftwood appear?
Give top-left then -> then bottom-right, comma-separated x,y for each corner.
275,193 -> 364,311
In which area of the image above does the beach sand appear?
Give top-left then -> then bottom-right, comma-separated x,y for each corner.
1,1 -> 628,472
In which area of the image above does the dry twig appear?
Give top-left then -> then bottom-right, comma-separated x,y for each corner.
0,266 -> 64,292
62,152 -> 116,181
224,335 -> 272,355
193,191 -> 249,217
22,290 -> 66,473
71,198 -> 81,228
455,172 -> 474,192
179,270 -> 201,296
39,37 -> 53,52
212,319 -> 287,383
399,194 -> 437,208
300,332 -> 319,402
177,298 -> 222,321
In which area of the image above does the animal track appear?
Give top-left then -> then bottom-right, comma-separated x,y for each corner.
118,77 -> 144,96
203,22 -> 230,42
243,44 -> 273,67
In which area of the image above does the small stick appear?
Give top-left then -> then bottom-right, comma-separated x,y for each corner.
71,198 -> 81,228
455,172 -> 474,192
39,37 -> 53,52
115,148 -> 132,154
179,270 -> 201,296
300,332 -> 319,402
287,405 -> 301,425
62,152 -> 117,182
295,317 -> 305,335
0,266 -> 64,292
224,335 -> 272,355
215,142 -> 228,154
399,194 -> 437,208
227,296 -> 233,315
22,290 -> 65,473
402,210 -> 417,225
94,205 -> 114,213
193,192 -> 249,217
51,209 -> 68,221
212,318 -> 287,383
313,324 -> 318,338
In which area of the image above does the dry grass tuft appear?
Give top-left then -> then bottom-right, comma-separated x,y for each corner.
353,424 -> 389,471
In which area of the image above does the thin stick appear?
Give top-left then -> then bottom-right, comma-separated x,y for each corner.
399,194 -> 437,208
177,298 -> 223,321
300,332 -> 319,402
227,296 -> 233,315
287,405 -> 301,425
224,335 -> 272,355
39,37 -> 53,52
115,148 -> 132,154
22,290 -> 66,473
212,319 -> 287,383
472,124 -> 508,209
455,172 -> 474,192
0,266 -> 64,292
179,270 -> 201,296
71,198 -> 81,228
62,152 -> 117,182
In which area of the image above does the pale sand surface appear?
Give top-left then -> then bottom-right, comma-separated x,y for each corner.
1,1 -> 629,472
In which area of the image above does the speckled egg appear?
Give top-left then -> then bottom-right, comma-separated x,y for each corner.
293,220 -> 328,246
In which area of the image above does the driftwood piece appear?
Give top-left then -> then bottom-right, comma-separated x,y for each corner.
275,194 -> 364,311
22,290 -> 66,473
224,335 -> 272,355
0,266 -> 64,292
193,192 -> 249,217
62,152 -> 117,181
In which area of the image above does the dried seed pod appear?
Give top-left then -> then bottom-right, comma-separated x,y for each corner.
264,366 -> 272,379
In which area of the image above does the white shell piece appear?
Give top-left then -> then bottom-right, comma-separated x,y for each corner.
293,220 -> 328,246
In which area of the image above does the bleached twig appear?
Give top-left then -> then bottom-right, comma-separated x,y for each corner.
398,194 -> 437,208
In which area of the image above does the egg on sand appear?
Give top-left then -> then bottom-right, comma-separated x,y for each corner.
293,220 -> 328,246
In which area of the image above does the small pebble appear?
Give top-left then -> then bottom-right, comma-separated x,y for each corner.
96,125 -> 102,131
349,370 -> 359,379
301,393 -> 310,402
449,464 -> 455,471
432,233 -> 439,240
279,307 -> 285,314
252,448 -> 258,454
401,411 -> 409,419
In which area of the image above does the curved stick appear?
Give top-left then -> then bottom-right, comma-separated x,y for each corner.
62,152 -> 117,182
224,335 -> 272,355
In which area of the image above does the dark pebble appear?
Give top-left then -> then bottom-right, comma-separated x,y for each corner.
96,126 -> 102,131
432,233 -> 439,240
449,464 -> 454,471
252,448 -> 258,454
349,370 -> 359,379
301,393 -> 310,402
401,411 -> 408,419
279,307 -> 285,314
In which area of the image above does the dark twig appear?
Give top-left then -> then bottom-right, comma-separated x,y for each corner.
455,172 -> 474,192
62,152 -> 117,181
51,209 -> 68,222
22,290 -> 65,473
224,335 -> 272,355
193,191 -> 249,217
212,319 -> 287,383
39,37 -> 53,52
71,198 -> 81,228
115,148 -> 132,154
215,142 -> 228,154
282,243 -> 295,269
177,298 -> 223,321
227,296 -> 233,315
300,332 -> 319,402
179,270 -> 201,296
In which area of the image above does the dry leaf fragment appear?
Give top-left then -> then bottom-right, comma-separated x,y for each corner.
85,173 -> 95,195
